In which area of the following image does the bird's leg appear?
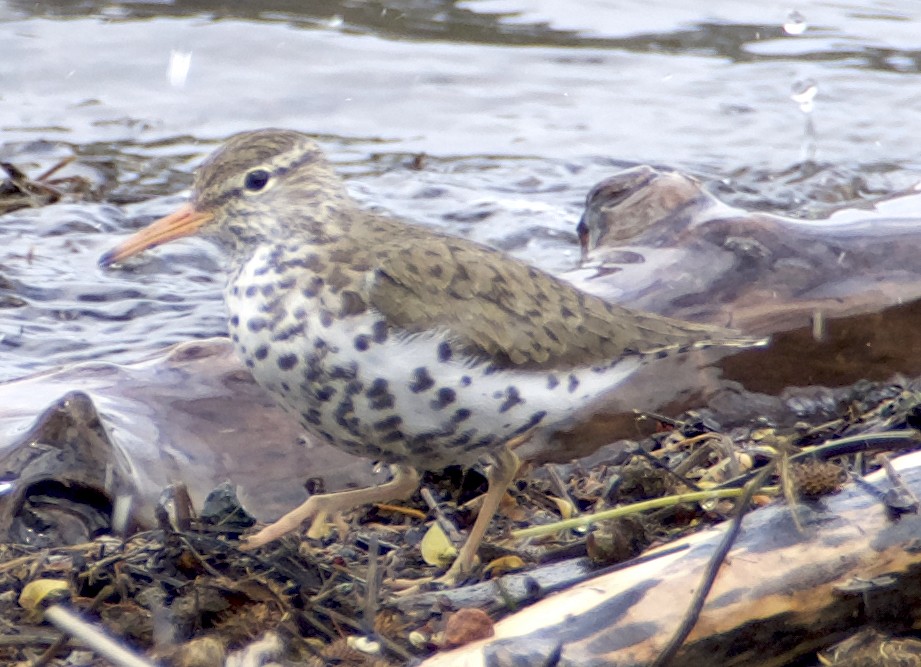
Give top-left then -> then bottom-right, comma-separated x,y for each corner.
240,465 -> 420,550
438,444 -> 521,585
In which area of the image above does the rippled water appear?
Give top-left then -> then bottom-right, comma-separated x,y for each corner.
2,0 -> 920,381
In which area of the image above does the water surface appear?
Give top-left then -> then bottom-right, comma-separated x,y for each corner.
1,0 -> 920,381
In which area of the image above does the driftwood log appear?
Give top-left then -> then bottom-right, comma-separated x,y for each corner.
575,165 -> 921,336
419,447 -> 921,667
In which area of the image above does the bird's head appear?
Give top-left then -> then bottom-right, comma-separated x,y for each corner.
99,129 -> 348,267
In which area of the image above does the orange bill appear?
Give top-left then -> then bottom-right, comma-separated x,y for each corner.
99,203 -> 214,267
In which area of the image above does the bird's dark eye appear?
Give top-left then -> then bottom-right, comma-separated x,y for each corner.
243,169 -> 271,192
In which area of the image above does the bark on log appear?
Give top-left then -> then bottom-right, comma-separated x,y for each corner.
419,448 -> 921,667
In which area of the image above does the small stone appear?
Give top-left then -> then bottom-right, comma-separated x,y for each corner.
442,607 -> 495,647
172,636 -> 226,667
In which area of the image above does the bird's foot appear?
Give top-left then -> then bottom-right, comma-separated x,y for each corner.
239,502 -> 320,551
434,553 -> 478,588
388,576 -> 435,597
387,554 -> 477,597
239,465 -> 420,551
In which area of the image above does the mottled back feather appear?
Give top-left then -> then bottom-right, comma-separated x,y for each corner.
360,215 -> 750,371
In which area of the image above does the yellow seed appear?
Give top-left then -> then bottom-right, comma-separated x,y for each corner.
19,579 -> 71,611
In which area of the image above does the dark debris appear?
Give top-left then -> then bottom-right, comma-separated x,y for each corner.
0,159 -> 95,215
4,378 -> 921,664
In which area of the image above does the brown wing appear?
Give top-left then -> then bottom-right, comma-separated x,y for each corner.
366,226 -> 754,371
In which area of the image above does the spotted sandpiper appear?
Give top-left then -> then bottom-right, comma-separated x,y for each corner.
100,130 -> 765,583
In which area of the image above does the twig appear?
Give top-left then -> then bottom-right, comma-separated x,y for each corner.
545,464 -> 579,515
294,609 -> 338,641
652,461 -> 777,667
43,605 -> 157,667
178,535 -> 227,579
670,433 -> 721,477
511,486 -> 779,539
881,453 -> 921,512
363,535 -> 380,635
632,409 -> 682,427
780,453 -> 806,534
32,584 -> 117,667
714,430 -> 921,491
35,156 -> 75,182
420,486 -> 464,543
633,446 -> 703,492
322,607 -> 413,662
851,454 -> 921,515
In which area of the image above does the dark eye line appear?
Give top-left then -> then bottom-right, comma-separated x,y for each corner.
233,147 -> 319,198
